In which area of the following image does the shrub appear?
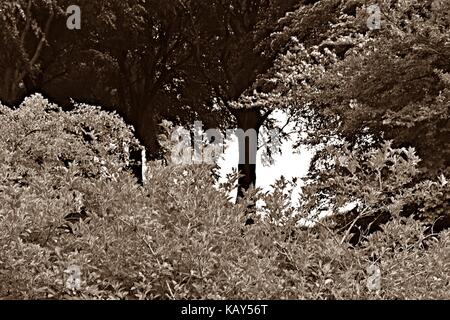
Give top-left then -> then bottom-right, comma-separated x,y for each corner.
0,94 -> 449,299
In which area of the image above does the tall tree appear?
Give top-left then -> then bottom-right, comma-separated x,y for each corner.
68,0 -> 303,196
247,0 -> 449,236
183,0 -> 320,200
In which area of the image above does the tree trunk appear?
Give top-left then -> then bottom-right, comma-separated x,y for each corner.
234,108 -> 262,202
117,54 -> 161,160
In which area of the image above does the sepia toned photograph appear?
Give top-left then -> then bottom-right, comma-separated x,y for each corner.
0,0 -> 449,303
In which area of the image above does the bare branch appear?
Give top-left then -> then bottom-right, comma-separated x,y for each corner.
19,0 -> 32,47
18,1 -> 55,82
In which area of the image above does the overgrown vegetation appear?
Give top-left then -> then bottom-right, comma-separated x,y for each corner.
0,95 -> 449,299
1,0 -> 449,301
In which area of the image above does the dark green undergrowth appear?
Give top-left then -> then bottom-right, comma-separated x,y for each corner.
1,95 -> 449,299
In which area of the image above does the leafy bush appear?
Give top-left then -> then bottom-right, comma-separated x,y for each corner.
301,139 -> 449,245
0,95 -> 449,299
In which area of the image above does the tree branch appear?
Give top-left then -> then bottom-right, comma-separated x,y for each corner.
18,1 -> 55,83
19,0 -> 32,46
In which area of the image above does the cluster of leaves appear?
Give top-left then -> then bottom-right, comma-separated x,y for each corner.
1,95 -> 449,299
301,140 -> 449,244
0,93 -> 141,184
238,0 -> 449,239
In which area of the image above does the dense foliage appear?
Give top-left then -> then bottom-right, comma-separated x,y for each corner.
0,0 -> 449,299
0,95 -> 449,299
240,0 -> 450,241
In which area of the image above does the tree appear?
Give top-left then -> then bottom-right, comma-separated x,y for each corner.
0,0 -> 103,107
88,0 -> 303,195
183,0 -> 302,199
0,0 -> 58,105
220,0 -> 345,200
249,0 -> 449,239
1,0 -> 305,200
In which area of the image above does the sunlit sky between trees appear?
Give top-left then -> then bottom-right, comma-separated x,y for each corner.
217,110 -> 314,207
